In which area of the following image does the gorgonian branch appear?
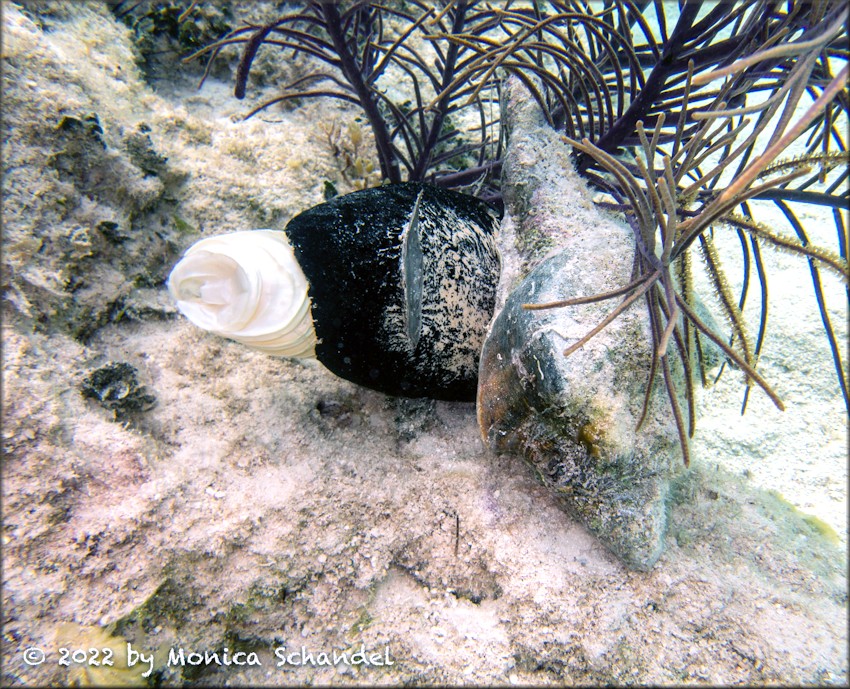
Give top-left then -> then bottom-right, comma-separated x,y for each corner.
523,1 -> 848,461
185,1 -> 506,195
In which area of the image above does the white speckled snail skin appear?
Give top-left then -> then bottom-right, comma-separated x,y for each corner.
167,230 -> 317,357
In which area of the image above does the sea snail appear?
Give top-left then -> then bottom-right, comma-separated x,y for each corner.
168,182 -> 501,401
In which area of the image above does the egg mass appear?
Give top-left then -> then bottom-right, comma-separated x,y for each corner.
285,182 -> 501,401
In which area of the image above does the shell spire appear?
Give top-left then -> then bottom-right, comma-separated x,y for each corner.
167,230 -> 317,358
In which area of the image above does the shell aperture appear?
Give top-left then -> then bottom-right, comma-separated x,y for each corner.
167,230 -> 317,357
167,183 -> 501,401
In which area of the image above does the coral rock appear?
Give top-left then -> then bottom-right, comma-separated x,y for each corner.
477,79 -> 681,570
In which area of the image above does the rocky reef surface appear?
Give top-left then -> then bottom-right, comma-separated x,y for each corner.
479,82 -> 684,571
2,2 -> 846,686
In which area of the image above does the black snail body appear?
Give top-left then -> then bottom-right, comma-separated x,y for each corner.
286,183 -> 501,401
168,183 -> 502,402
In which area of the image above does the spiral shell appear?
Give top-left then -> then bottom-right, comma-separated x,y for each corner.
167,183 -> 501,401
167,230 -> 317,357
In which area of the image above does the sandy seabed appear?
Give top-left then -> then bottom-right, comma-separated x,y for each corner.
1,2 -> 847,686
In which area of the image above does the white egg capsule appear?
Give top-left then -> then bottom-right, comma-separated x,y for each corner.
167,229 -> 317,358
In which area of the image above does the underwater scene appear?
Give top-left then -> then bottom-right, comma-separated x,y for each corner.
2,1 -> 847,685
